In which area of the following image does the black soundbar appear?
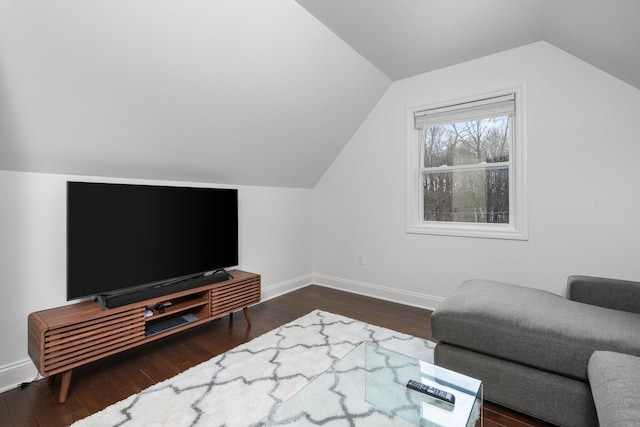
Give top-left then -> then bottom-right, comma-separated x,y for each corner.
95,271 -> 232,309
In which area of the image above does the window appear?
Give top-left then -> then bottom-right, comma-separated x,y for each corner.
406,89 -> 527,239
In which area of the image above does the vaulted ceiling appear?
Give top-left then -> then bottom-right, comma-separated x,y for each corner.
1,1 -> 638,188
295,0 -> 640,89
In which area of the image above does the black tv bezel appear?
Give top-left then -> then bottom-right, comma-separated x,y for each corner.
66,182 -> 239,307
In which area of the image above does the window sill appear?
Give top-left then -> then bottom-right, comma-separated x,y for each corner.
406,221 -> 528,240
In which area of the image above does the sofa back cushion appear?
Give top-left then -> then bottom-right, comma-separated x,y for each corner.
567,275 -> 640,315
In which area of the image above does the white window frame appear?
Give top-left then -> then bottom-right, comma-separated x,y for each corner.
405,87 -> 528,240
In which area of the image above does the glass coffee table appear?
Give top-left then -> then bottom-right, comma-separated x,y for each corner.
257,342 -> 482,426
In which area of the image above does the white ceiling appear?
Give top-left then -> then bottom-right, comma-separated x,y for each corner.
0,0 -> 389,188
295,0 -> 640,89
1,0 -> 638,189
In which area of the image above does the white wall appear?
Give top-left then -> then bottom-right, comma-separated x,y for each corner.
0,170 -> 313,391
313,42 -> 640,307
3,40 -> 640,393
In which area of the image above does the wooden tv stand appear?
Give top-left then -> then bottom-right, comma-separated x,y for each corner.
27,270 -> 260,403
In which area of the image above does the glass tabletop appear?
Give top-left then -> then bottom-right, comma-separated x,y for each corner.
257,342 -> 482,426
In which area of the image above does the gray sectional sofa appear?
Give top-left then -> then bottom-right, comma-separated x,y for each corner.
431,275 -> 640,427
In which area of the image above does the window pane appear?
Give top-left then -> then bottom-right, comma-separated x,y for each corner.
422,167 -> 509,223
423,116 -> 511,168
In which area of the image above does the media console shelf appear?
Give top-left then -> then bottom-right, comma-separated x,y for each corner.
27,270 -> 260,403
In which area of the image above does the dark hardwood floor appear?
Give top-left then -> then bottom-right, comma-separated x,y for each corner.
2,285 -> 551,426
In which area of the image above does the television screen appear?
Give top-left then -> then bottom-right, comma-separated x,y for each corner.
67,182 -> 238,301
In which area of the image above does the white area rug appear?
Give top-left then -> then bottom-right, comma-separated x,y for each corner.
71,310 -> 435,427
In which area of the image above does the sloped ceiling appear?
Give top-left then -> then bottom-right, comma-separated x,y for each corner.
1,1 -> 639,189
296,0 -> 640,89
0,0 -> 390,188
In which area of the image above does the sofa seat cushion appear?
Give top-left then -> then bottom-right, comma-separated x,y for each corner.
431,280 -> 640,381
588,351 -> 640,426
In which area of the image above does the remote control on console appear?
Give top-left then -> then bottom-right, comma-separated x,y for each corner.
406,379 -> 455,405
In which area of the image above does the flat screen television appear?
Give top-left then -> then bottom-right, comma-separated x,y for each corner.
67,182 -> 238,307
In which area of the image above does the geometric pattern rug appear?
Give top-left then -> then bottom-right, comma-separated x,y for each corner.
71,310 -> 436,427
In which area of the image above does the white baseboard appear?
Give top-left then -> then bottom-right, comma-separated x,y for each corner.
312,274 -> 444,311
260,274 -> 314,302
260,273 -> 443,310
0,358 -> 39,393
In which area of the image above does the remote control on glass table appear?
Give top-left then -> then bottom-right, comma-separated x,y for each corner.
406,379 -> 455,405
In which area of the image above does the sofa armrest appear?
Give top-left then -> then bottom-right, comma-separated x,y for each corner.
588,351 -> 640,427
567,275 -> 640,315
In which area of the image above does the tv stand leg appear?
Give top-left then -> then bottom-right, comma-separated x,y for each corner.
58,369 -> 73,403
242,307 -> 252,325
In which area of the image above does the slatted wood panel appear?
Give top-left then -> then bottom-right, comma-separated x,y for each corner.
210,275 -> 260,318
27,271 -> 260,377
41,307 -> 146,375
27,270 -> 260,403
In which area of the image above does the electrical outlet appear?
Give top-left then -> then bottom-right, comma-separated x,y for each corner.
357,252 -> 366,265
